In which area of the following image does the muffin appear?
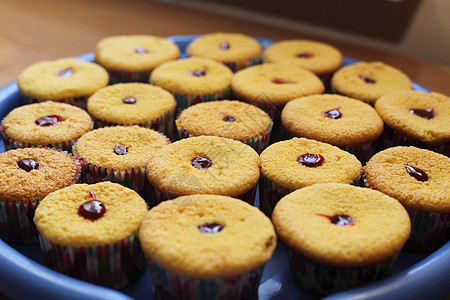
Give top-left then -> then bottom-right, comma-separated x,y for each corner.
17,57 -> 109,109
331,61 -> 412,104
263,39 -> 343,86
282,94 -> 384,162
139,194 -> 276,299
186,32 -> 262,71
95,34 -> 180,83
150,57 -> 233,112
260,137 -> 362,217
375,90 -> 450,155
231,63 -> 324,141
176,100 -> 272,153
1,101 -> 93,152
74,126 -> 169,204
87,83 -> 176,138
364,146 -> 450,252
146,136 -> 260,204
272,183 -> 411,297
0,148 -> 80,244
33,182 -> 148,288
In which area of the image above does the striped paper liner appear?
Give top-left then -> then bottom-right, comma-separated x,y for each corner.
172,86 -> 232,113
23,96 -> 89,110
107,70 -> 151,84
223,54 -> 263,72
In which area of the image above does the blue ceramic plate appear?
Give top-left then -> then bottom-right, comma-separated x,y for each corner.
0,35 -> 449,300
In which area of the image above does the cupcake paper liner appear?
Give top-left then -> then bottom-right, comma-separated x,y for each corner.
287,247 -> 400,297
172,86 -> 232,112
223,55 -> 262,72
23,96 -> 89,110
342,140 -> 378,164
38,232 -> 145,289
93,104 -> 176,140
148,258 -> 264,300
108,70 -> 151,84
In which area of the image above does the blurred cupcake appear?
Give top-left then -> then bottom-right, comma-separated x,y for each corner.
150,57 -> 233,112
95,34 -> 180,83
282,94 -> 384,162
375,90 -> 449,155
176,100 -> 272,153
17,57 -> 109,109
364,146 -> 450,252
139,194 -> 276,300
74,126 -> 169,204
186,32 -> 262,71
34,182 -> 148,288
87,83 -> 176,139
331,61 -> 412,105
260,138 -> 362,217
272,183 -> 410,297
146,136 -> 260,204
1,101 -> 92,152
0,148 -> 80,244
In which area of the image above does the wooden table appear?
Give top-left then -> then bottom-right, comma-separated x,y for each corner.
1,0 -> 449,94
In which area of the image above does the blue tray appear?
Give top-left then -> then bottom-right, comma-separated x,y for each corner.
0,35 -> 449,300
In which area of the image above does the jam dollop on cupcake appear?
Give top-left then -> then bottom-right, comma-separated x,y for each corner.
139,194 -> 276,299
272,183 -> 410,297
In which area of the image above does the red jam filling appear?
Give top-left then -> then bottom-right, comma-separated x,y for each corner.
219,41 -> 230,50
198,222 -> 224,234
315,213 -> 356,226
223,115 -> 236,122
297,153 -> 324,167
57,67 -> 74,78
323,108 -> 342,119
296,52 -> 314,58
359,74 -> 376,84
405,164 -> 428,181
134,46 -> 148,54
409,108 -> 434,119
191,155 -> 212,170
17,158 -> 39,172
188,70 -> 206,77
122,96 -> 137,104
272,77 -> 297,84
35,115 -> 63,127
114,144 -> 128,155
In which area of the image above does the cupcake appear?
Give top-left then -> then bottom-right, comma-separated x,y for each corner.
263,39 -> 343,86
259,137 -> 362,217
375,90 -> 450,155
95,34 -> 180,83
331,61 -> 412,105
150,57 -> 233,112
74,126 -> 169,204
146,136 -> 260,204
364,146 -> 450,252
17,57 -> 109,109
0,148 -> 80,244
33,182 -> 148,288
87,83 -> 176,138
272,183 -> 411,297
139,194 -> 276,299
231,63 -> 324,141
281,94 -> 384,162
186,32 -> 262,71
1,101 -> 92,152
176,100 -> 272,153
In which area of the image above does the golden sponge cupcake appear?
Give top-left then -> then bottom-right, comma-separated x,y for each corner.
74,126 -> 169,204
146,136 -> 260,204
17,57 -> 109,109
1,101 -> 92,152
375,90 -> 450,155
0,148 -> 80,244
272,183 -> 410,297
139,194 -> 276,299
95,34 -> 180,83
260,137 -> 362,217
33,182 -> 148,288
282,94 -> 384,162
186,32 -> 262,71
176,100 -> 272,153
150,57 -> 233,112
87,83 -> 176,138
331,61 -> 412,104
364,146 -> 450,252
